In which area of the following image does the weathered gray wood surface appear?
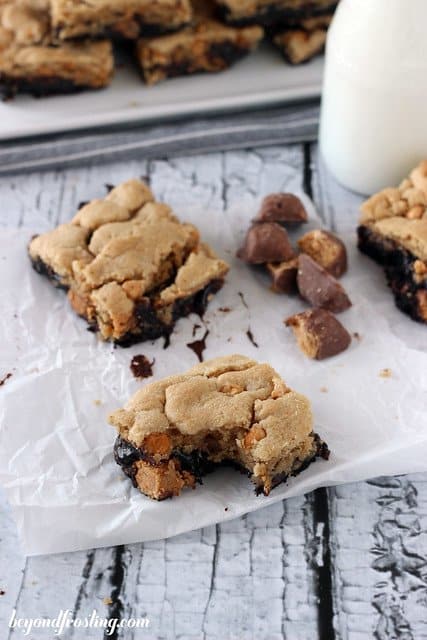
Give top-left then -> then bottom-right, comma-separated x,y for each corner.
1,144 -> 426,640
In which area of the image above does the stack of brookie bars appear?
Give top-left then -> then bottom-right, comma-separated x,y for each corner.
0,0 -> 338,97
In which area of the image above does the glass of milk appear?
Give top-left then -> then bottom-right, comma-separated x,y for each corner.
319,0 -> 427,195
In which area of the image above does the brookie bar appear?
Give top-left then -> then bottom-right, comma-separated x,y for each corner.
136,1 -> 263,85
0,1 -> 114,97
273,24 -> 327,64
50,0 -> 193,41
358,160 -> 427,323
110,354 -> 329,500
28,179 -> 229,345
216,0 -> 338,27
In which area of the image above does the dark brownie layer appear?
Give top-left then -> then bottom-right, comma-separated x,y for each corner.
0,75 -> 101,100
30,252 -> 224,346
358,225 -> 427,323
114,432 -> 329,499
218,2 -> 337,27
116,278 -> 224,347
52,19 -> 191,42
31,256 -> 68,290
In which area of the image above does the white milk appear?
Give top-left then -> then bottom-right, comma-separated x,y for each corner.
319,0 -> 427,195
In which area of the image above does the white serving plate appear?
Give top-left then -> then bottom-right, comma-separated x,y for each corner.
0,43 -> 323,140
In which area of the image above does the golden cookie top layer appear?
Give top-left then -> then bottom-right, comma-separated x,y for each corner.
50,0 -> 193,39
360,161 -> 427,261
109,354 -> 313,464
0,0 -> 50,48
0,0 -> 113,82
28,180 -> 229,334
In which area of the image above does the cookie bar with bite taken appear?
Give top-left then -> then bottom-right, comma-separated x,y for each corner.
0,0 -> 114,97
358,160 -> 427,323
28,179 -> 229,345
110,354 -> 329,500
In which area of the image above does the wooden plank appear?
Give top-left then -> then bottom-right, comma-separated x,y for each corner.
311,142 -> 427,640
328,477 -> 427,640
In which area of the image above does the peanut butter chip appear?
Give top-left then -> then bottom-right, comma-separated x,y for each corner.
244,426 -> 267,449
144,433 -> 172,457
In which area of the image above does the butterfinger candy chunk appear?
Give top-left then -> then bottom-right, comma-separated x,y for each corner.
237,222 -> 295,264
298,229 -> 347,278
267,257 -> 299,293
297,254 -> 351,313
286,309 -> 351,360
257,193 -> 308,225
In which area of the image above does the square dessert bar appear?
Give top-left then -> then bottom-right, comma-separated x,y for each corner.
0,1 -> 114,97
110,354 -> 329,500
215,0 -> 338,26
358,161 -> 427,323
272,15 -> 331,64
28,179 -> 229,345
50,0 -> 193,41
136,2 -> 263,85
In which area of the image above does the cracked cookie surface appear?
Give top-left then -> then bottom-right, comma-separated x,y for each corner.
28,179 -> 229,344
110,354 -> 329,499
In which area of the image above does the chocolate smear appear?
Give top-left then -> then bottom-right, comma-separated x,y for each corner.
130,355 -> 155,379
187,329 -> 210,362
0,373 -> 12,387
238,291 -> 249,309
246,327 -> 259,348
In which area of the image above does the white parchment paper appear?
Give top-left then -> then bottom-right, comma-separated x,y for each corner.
1,195 -> 426,556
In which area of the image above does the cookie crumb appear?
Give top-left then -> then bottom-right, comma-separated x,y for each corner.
130,355 -> 155,379
320,386 -> 328,393
379,368 -> 392,378
353,332 -> 362,340
218,307 -> 231,313
103,597 -> 113,606
94,399 -> 102,406
224,507 -> 229,512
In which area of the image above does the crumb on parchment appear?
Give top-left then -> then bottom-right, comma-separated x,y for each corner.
379,368 -> 392,378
